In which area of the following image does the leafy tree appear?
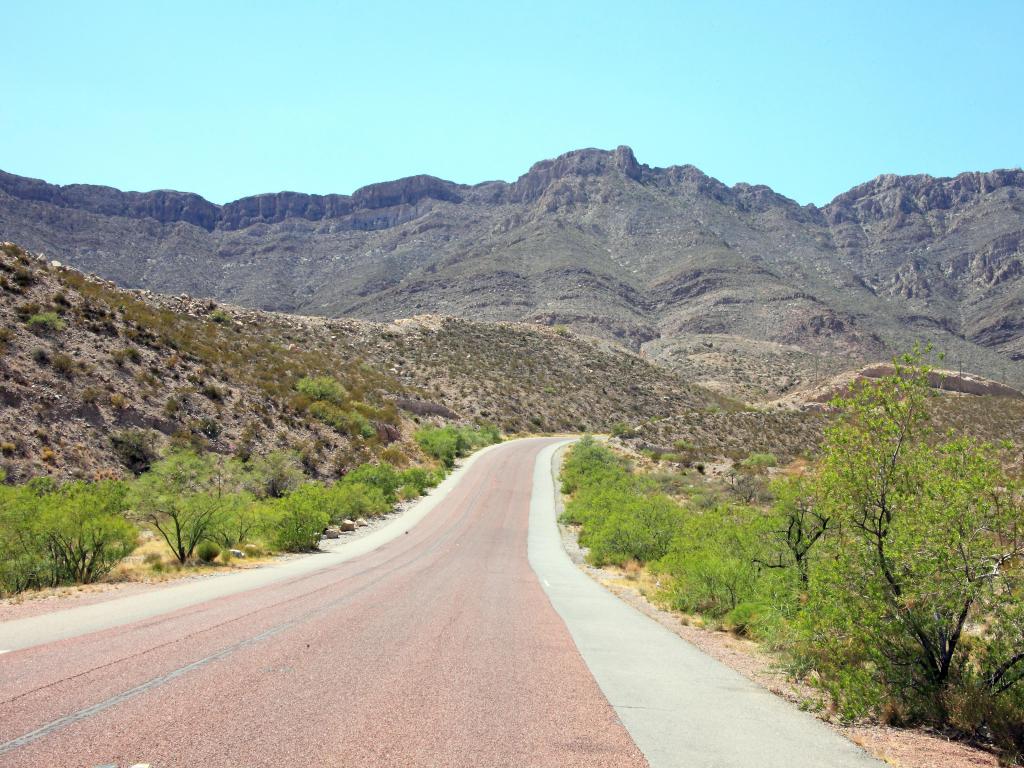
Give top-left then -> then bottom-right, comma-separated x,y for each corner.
804,350 -> 1024,723
0,477 -> 51,594
756,474 -> 830,585
132,451 -> 241,564
206,490 -> 259,548
37,480 -> 137,584
249,450 -> 305,498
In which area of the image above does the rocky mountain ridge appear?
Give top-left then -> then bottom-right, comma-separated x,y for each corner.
0,241 -> 720,480
2,147 -> 1022,400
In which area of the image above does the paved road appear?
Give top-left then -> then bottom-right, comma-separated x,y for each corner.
0,438 -> 645,767
0,437 -> 881,767
0,442 -> 506,652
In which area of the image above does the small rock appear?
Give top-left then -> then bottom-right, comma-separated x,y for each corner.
322,527 -> 341,539
339,519 -> 357,532
355,517 -> 368,528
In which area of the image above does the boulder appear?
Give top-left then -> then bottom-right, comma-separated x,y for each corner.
339,519 -> 357,532
323,527 -> 341,539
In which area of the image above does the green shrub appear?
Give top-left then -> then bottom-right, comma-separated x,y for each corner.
342,463 -> 402,503
0,478 -> 137,594
296,376 -> 348,405
656,504 -> 761,617
264,484 -> 330,551
26,312 -> 65,333
414,424 -> 501,468
326,481 -> 389,522
50,352 -> 76,377
308,400 -> 375,437
398,467 -> 440,496
196,540 -> 220,563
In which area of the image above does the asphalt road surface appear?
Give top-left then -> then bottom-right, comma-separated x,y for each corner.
0,437 -> 880,767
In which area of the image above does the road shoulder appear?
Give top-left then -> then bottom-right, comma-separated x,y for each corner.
527,439 -> 882,768
0,441 -> 506,651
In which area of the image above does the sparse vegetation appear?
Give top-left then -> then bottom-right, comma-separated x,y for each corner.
26,311 -> 65,333
560,351 -> 1024,762
414,423 -> 501,469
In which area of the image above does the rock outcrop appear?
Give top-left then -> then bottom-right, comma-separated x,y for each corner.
2,148 -> 1023,400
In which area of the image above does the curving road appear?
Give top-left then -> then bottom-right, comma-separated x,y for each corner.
0,437 -> 880,767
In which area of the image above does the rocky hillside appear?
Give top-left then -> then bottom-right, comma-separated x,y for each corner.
2,148 -> 1022,400
0,242 -> 722,480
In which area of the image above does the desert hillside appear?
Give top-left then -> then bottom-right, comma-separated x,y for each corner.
3,149 -> 1023,399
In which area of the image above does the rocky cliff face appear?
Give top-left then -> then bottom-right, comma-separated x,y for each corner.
2,148 -> 1022,400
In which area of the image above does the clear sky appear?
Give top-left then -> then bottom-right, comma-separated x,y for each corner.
2,1 -> 1022,206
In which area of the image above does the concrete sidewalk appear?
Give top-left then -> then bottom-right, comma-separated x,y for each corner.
527,439 -> 882,768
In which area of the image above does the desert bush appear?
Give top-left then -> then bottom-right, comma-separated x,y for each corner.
263,484 -> 331,551
26,312 -> 65,333
50,352 -> 76,377
656,503 -> 762,617
0,476 -> 137,594
398,467 -> 440,496
131,450 -> 244,564
196,540 -> 220,563
341,462 -> 403,503
200,382 -> 225,402
325,481 -> 389,523
414,424 -> 501,468
111,429 -> 158,474
560,438 -> 684,566
296,375 -> 348,404
111,346 -> 142,367
249,450 -> 305,498
307,400 -> 374,437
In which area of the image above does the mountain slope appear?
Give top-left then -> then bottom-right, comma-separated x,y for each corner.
0,242 -> 721,480
2,148 -> 1022,399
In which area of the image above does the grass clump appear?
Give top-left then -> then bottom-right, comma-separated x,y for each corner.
26,312 -> 65,333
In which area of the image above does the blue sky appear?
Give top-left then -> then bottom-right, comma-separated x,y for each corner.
2,1 -> 1021,205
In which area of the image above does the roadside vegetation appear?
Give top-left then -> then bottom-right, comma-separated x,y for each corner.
0,425 -> 500,598
560,350 -> 1024,763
